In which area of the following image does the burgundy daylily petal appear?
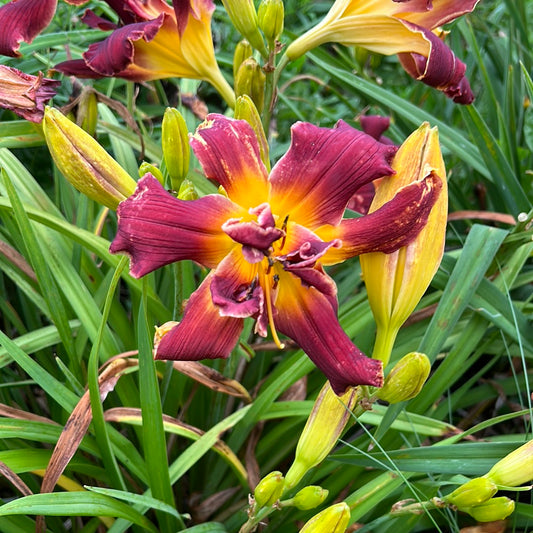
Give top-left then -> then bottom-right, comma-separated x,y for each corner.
110,174 -> 241,275
396,0 -> 480,28
83,17 -> 164,77
53,59 -> 104,79
346,181 -> 376,214
222,203 -> 284,258
274,270 -> 383,394
210,249 -> 266,333
0,0 -> 57,57
81,9 -> 117,31
398,22 -> 474,104
191,115 -> 269,209
0,66 -> 59,122
269,120 -> 397,230
318,172 -> 442,265
359,115 -> 395,146
156,273 -> 244,361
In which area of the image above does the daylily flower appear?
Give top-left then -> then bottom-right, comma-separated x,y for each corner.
285,0 -> 480,104
0,0 -> 57,57
55,0 -> 235,107
0,66 -> 59,122
110,115 -> 442,394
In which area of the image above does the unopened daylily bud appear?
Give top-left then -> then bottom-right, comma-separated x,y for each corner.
235,58 -> 266,114
464,497 -> 515,522
254,471 -> 284,507
233,40 -> 253,80
177,179 -> 198,200
445,478 -> 497,508
360,122 -> 446,366
292,486 -> 329,510
486,440 -> 533,487
162,107 -> 190,191
221,0 -> 267,57
377,352 -> 430,404
258,0 -> 284,46
299,502 -> 350,533
284,383 -> 359,490
78,89 -> 98,137
139,162 -> 164,186
235,95 -> 270,171
43,107 -> 136,210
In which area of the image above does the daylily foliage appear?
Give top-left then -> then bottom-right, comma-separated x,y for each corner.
110,115 -> 442,394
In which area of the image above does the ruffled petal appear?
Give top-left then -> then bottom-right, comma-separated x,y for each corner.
155,273 -> 243,361
110,174 -> 241,275
0,0 -> 57,57
80,9 -> 118,30
398,22 -> 474,104
396,0 -> 480,28
317,173 -> 442,265
269,121 -> 396,230
274,270 -> 383,394
191,115 -> 269,209
0,66 -> 59,122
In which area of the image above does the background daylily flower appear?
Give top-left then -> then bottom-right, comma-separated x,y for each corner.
0,66 -> 59,122
55,0 -> 235,107
110,115 -> 442,394
285,0 -> 479,104
0,0 -> 57,57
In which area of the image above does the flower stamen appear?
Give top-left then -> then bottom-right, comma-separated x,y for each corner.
259,262 -> 285,349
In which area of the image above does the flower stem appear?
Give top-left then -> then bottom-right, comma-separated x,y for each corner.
371,324 -> 398,368
261,52 -> 289,134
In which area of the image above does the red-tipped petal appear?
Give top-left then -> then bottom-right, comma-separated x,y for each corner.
395,0 -> 480,28
110,174 -> 241,275
274,270 -> 383,394
269,121 -> 396,230
155,273 -> 244,361
0,0 -> 57,57
191,114 -> 269,209
318,173 -> 442,265
398,21 -> 474,104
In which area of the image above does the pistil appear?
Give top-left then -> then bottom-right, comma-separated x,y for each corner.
259,261 -> 285,350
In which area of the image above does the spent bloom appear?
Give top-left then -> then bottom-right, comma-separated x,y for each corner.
0,0 -> 59,122
55,0 -> 234,106
110,115 -> 442,394
285,0 -> 479,104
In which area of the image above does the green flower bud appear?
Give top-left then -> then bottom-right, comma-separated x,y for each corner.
464,497 -> 515,522
162,107 -> 190,191
233,40 -> 253,80
139,162 -> 164,186
444,477 -> 497,508
234,58 -> 266,114
234,95 -> 270,171
221,0 -> 267,57
42,107 -> 136,210
292,486 -> 329,510
78,88 -> 98,137
254,471 -> 284,508
486,440 -> 533,487
258,0 -> 284,46
177,179 -> 198,201
299,502 -> 350,533
284,384 -> 359,490
377,352 -> 431,404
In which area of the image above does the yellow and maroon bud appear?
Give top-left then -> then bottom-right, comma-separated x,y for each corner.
444,477 -> 497,508
235,58 -> 266,114
284,383 -> 359,490
162,107 -> 190,191
360,122 -> 447,366
485,440 -> 533,487
377,352 -> 431,404
292,486 -> 329,510
233,40 -> 254,80
258,0 -> 284,46
42,106 -> 136,210
299,502 -> 350,533
139,162 -> 165,186
254,471 -> 284,507
464,497 -> 515,522
221,0 -> 267,57
234,95 -> 270,171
